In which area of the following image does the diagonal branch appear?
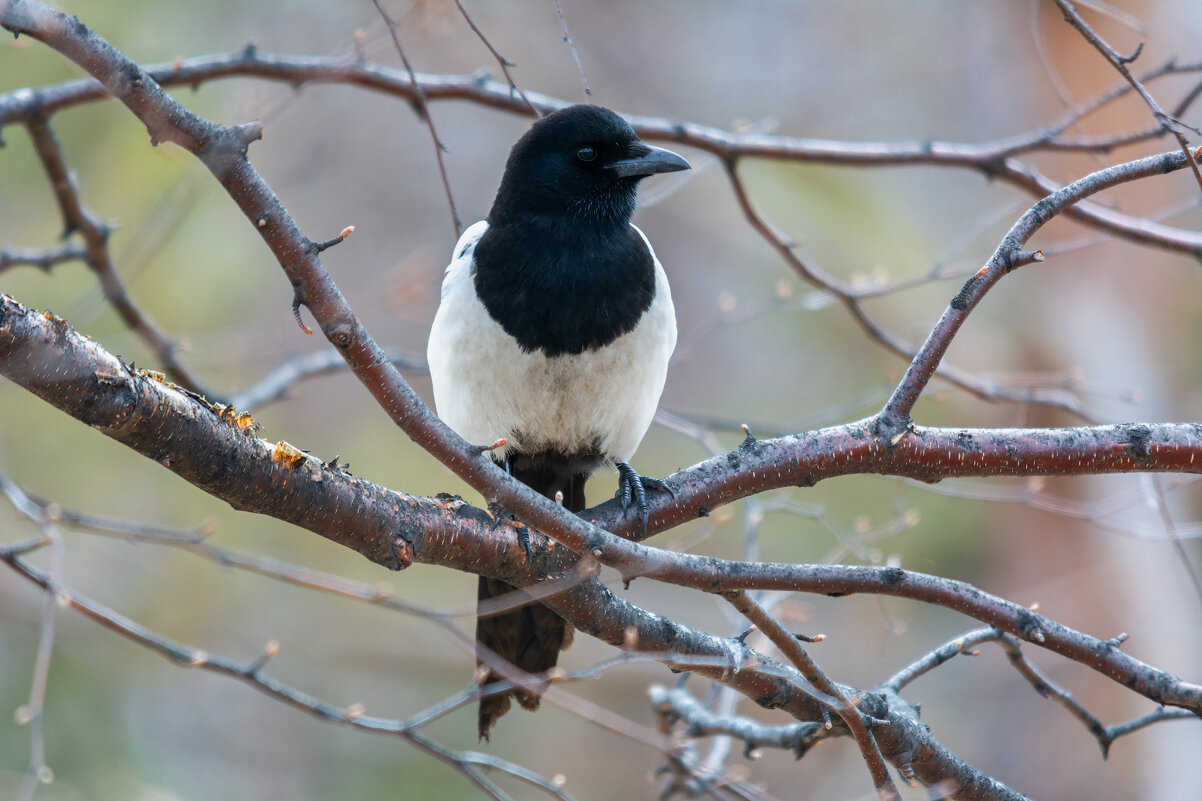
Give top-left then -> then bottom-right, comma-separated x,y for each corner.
725,590 -> 900,799
1,552 -> 576,801
4,291 -> 1200,729
880,146 -> 1201,433
23,116 -> 215,398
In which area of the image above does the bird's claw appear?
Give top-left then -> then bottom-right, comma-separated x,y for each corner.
517,525 -> 533,561
615,461 -> 672,532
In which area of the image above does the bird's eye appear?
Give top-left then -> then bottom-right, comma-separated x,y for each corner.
576,146 -> 597,163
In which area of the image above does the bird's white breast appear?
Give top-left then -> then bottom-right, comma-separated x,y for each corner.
427,221 -> 676,463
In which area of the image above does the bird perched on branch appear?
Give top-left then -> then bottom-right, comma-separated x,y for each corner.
426,104 -> 690,739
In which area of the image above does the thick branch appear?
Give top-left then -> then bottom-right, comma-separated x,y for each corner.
0,0 -> 652,577
4,292 -> 1200,728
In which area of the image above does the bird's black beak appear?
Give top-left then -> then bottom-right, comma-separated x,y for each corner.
605,143 -> 691,178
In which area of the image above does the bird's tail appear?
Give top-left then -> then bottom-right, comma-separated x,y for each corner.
476,468 -> 584,741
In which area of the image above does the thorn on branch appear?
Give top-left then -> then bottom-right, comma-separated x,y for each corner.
1120,42 -> 1145,65
246,638 -> 280,675
735,625 -> 757,643
477,437 -> 508,455
313,225 -> 355,253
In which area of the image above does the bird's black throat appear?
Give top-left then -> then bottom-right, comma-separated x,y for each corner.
472,209 -> 656,358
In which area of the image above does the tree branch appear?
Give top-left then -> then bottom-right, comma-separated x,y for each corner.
2,50 -> 1201,256
4,292 -> 1200,729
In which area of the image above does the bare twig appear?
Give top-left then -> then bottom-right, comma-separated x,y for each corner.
880,147 -> 1199,433
229,346 -> 426,410
0,243 -> 86,273
650,683 -> 830,758
883,627 -> 1003,692
371,0 -> 462,237
12,517 -> 61,801
0,550 -> 576,801
454,0 -> 539,116
22,116 -> 215,399
552,0 -> 590,97
725,590 -> 900,800
1055,0 -> 1202,194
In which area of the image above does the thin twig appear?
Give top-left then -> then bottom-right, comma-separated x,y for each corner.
724,590 -> 900,801
14,519 -> 62,801
454,0 -> 539,116
882,627 -> 1002,691
0,243 -> 86,273
371,0 -> 462,237
0,550 -> 577,801
553,0 -> 590,96
1056,0 -> 1202,194
650,683 -> 830,758
229,347 -> 426,410
23,116 -> 215,398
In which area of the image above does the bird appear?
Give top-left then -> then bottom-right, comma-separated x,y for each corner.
426,104 -> 690,740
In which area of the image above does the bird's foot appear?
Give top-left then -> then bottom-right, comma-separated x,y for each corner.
614,461 -> 673,533
485,499 -> 533,561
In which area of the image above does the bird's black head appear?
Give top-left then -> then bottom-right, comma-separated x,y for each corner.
487,104 -> 690,228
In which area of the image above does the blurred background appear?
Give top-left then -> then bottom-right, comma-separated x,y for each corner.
3,1 -> 1202,798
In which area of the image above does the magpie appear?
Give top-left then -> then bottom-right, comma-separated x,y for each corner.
426,104 -> 689,739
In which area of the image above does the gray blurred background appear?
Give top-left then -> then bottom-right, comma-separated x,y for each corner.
2,1 -> 1202,799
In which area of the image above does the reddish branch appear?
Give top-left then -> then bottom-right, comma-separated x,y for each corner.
8,0 -> 1202,568
0,296 -> 1121,800
1,50 -> 1201,255
880,146 -> 1201,432
3,3 -> 1202,797
0,0 -> 633,594
4,293 -> 1201,727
